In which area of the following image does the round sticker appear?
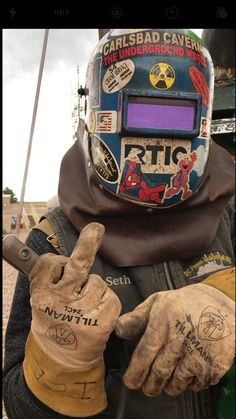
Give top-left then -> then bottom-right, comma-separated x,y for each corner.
149,62 -> 175,90
90,135 -> 119,183
103,59 -> 135,94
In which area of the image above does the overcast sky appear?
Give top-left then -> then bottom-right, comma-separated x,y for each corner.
3,29 -> 203,202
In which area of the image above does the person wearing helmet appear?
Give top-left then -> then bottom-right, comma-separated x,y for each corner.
3,29 -> 235,419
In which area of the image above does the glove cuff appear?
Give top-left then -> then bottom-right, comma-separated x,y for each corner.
23,332 -> 107,417
202,267 -> 235,301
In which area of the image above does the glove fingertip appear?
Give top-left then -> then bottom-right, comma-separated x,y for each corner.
123,373 -> 140,390
115,316 -> 145,340
115,317 -> 132,339
114,322 -> 125,338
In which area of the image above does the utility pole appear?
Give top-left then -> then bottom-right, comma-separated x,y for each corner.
15,29 -> 49,236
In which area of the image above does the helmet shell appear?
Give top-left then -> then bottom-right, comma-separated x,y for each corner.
85,29 -> 214,208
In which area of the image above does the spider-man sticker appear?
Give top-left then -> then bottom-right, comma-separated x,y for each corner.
118,159 -> 167,204
119,137 -> 207,206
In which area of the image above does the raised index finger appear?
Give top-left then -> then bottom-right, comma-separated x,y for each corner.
62,222 -> 105,287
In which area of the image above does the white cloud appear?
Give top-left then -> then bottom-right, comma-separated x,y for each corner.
3,29 -> 98,202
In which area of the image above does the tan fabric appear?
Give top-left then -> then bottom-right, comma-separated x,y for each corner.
203,267 -> 235,301
33,218 -> 61,253
23,332 -> 107,417
115,282 -> 235,397
58,119 -> 235,266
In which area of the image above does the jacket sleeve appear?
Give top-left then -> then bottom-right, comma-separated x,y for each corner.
202,198 -> 235,301
3,229 -> 79,419
202,266 -> 235,300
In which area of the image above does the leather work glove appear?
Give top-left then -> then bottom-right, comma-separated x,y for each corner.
23,223 -> 121,417
115,268 -> 235,397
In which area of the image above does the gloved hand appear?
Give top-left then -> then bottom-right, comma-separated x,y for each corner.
115,268 -> 235,397
23,223 -> 121,417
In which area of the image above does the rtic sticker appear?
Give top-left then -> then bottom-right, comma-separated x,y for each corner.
199,117 -> 210,138
90,135 -> 119,183
198,306 -> 231,341
121,137 -> 191,174
189,66 -> 209,108
95,111 -> 117,133
149,62 -> 175,90
102,59 -> 135,93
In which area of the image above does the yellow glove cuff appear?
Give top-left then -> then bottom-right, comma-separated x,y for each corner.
23,332 -> 107,417
203,267 -> 235,301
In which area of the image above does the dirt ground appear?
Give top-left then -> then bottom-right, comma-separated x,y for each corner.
3,230 -> 29,419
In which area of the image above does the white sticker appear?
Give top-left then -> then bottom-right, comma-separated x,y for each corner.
211,118 -> 236,135
199,117 -> 210,138
193,145 -> 208,176
95,111 -> 117,133
120,137 -> 191,174
102,59 -> 135,94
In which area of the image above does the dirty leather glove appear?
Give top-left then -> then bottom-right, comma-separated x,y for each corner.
115,267 -> 235,397
23,223 -> 121,417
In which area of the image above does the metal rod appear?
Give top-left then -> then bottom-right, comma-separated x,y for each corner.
15,29 -> 49,236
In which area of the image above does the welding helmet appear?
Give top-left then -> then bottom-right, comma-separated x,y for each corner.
84,29 -> 214,208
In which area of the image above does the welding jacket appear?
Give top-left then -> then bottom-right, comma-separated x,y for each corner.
3,203 -> 235,419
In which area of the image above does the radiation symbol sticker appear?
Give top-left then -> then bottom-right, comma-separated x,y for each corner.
149,62 -> 175,90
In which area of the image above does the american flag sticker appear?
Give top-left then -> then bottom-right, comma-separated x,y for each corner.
95,111 -> 117,133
